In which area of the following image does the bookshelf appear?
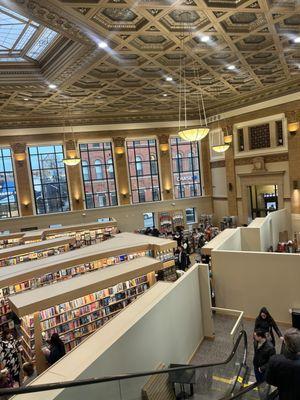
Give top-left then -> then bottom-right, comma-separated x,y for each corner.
0,219 -> 118,248
9,257 -> 162,373
0,236 -> 76,267
0,233 -> 176,333
0,232 -> 24,249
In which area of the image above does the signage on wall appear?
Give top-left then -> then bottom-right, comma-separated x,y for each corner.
176,175 -> 198,182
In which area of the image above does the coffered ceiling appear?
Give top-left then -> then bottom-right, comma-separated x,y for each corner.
0,0 -> 299,128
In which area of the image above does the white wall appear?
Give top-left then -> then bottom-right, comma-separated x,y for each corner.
14,265 -> 211,400
0,197 -> 212,233
213,250 -> 299,323
240,227 -> 261,251
215,228 -> 242,251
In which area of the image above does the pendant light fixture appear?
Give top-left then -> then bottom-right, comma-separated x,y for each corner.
178,13 -> 209,142
62,99 -> 81,166
211,86 -> 232,153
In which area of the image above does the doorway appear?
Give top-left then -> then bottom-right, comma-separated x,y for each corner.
248,184 -> 278,220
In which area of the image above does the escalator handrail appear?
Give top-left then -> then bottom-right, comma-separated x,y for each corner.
0,330 -> 248,396
221,382 -> 279,400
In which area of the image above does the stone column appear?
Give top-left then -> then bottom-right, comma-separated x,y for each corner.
158,134 -> 173,200
65,140 -> 84,211
286,110 -> 300,214
223,123 -> 238,217
11,142 -> 34,216
200,135 -> 213,197
113,137 -> 130,205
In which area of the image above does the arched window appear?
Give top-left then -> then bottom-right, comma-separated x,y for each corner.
150,154 -> 157,175
94,159 -> 103,179
136,156 -> 143,176
79,142 -> 118,209
82,160 -> 90,180
107,158 -> 114,179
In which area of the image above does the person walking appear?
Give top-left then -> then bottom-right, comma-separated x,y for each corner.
266,328 -> 300,400
255,307 -> 283,346
253,330 -> 275,383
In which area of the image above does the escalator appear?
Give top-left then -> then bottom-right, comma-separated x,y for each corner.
0,330 -> 278,400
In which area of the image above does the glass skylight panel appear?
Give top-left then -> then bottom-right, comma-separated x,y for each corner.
0,57 -> 24,62
0,6 -> 56,62
27,28 -> 58,59
0,6 -> 28,23
0,23 -> 25,49
16,24 -> 36,50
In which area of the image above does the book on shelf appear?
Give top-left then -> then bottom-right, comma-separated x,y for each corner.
21,275 -> 150,356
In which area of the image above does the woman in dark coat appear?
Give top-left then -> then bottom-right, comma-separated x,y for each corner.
47,333 -> 66,365
255,307 -> 283,347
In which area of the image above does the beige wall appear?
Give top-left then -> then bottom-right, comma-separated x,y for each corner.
213,250 -> 299,323
13,264 -> 212,400
0,197 -> 212,233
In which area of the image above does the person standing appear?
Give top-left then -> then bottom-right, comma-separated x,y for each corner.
46,333 -> 66,365
177,246 -> 188,271
0,336 -> 21,386
253,330 -> 275,383
255,307 -> 283,346
266,328 -> 300,400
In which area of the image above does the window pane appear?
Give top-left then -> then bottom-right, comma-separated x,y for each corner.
28,145 -> 70,214
170,138 -> 202,199
126,139 -> 161,204
79,142 -> 118,208
0,148 -> 19,219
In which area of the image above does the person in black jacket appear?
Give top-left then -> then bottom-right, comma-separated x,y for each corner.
266,328 -> 300,400
177,246 -> 189,271
47,333 -> 66,365
254,307 -> 283,346
253,330 -> 275,383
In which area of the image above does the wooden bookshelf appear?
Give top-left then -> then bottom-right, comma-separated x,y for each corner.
9,257 -> 162,373
0,233 -> 175,334
0,219 -> 118,248
0,236 -> 76,267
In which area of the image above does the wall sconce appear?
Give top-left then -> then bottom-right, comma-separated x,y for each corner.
115,146 -> 125,157
22,200 -> 30,208
122,192 -> 128,199
14,152 -> 26,165
159,143 -> 169,154
164,188 -> 171,194
114,137 -> 125,158
293,180 -> 300,190
288,122 -> 299,135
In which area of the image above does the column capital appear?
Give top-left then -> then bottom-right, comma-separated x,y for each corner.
157,134 -> 170,144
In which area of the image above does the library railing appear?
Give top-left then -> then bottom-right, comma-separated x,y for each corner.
0,330 -> 252,400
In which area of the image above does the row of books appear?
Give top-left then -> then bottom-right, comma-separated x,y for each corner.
40,284 -> 149,331
39,277 -> 148,321
0,251 -> 150,300
0,245 -> 71,267
21,277 -> 150,356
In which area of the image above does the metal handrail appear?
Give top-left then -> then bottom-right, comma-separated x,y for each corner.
0,330 -> 248,396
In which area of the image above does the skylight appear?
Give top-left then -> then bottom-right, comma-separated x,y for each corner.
0,6 -> 59,63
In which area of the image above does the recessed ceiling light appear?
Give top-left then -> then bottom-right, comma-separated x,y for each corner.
23,98 -> 29,101
227,65 -> 236,70
163,93 -> 168,97
98,41 -> 108,49
48,83 -> 57,89
294,37 -> 300,43
201,35 -> 210,43
166,77 -> 173,82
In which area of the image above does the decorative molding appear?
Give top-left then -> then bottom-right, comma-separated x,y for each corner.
234,153 -> 288,165
210,160 -> 225,168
